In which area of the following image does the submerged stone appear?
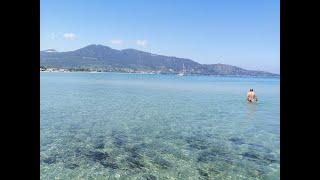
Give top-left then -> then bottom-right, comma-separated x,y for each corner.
87,151 -> 109,161
75,147 -> 85,153
248,143 -> 271,153
65,163 -> 79,170
152,156 -> 171,169
246,168 -> 263,178
43,157 -> 56,164
75,147 -> 87,157
186,137 -> 211,150
114,137 -> 125,147
131,151 -> 141,159
243,152 -> 260,159
127,157 -> 145,169
197,150 -> 218,162
100,161 -> 119,169
209,168 -> 222,174
97,135 -> 105,139
126,146 -> 145,159
242,151 -> 278,166
197,168 -> 209,180
112,131 -> 127,147
248,143 -> 264,148
93,136 -> 105,149
189,143 -> 211,150
143,174 -> 157,180
229,137 -> 245,145
131,143 -> 148,152
94,143 -> 105,149
263,154 -> 279,164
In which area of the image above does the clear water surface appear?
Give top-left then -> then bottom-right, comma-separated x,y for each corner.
40,72 -> 280,180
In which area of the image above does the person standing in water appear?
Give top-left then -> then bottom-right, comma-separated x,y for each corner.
247,89 -> 258,102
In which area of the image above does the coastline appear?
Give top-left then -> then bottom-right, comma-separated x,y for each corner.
40,70 -> 280,78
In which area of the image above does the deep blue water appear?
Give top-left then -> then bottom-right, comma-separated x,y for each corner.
40,72 -> 280,179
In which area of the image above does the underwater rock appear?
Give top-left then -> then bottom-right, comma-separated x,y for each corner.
186,137 -> 211,150
248,143 -> 264,148
114,137 -> 125,147
143,174 -> 157,180
245,168 -> 263,179
43,157 -> 56,164
189,143 -> 211,150
94,143 -> 105,149
123,144 -> 149,169
75,147 -> 87,155
65,163 -> 79,170
243,152 -> 261,160
229,137 -> 245,145
83,131 -> 92,136
131,143 -> 148,152
131,151 -> 141,159
97,135 -> 105,139
100,161 -> 119,169
127,144 -> 148,159
197,168 -> 209,180
209,167 -> 222,174
263,154 -> 279,164
248,143 -> 271,153
242,151 -> 278,166
87,151 -> 109,161
127,157 -> 145,169
197,150 -> 218,162
152,156 -> 171,169
112,131 -> 127,147
92,135 -> 106,149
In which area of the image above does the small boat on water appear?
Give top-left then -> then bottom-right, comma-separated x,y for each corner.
177,63 -> 186,76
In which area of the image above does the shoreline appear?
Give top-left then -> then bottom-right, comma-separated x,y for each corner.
40,71 -> 280,78
40,67 -> 279,77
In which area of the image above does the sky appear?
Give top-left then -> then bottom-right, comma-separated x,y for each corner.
40,0 -> 280,74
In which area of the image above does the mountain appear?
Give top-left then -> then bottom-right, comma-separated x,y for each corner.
43,49 -> 58,52
40,44 -> 279,76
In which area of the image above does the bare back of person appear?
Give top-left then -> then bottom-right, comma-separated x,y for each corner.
247,89 -> 257,102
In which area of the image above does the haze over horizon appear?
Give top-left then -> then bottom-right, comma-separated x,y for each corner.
40,0 -> 280,74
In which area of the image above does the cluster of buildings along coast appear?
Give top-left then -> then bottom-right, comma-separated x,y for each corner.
40,68 -> 70,72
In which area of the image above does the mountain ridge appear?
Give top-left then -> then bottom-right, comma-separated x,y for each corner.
40,44 -> 279,76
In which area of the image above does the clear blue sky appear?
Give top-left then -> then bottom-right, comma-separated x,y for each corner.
40,0 -> 279,74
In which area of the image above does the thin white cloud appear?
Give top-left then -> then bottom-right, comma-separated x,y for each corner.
48,33 -> 56,40
63,33 -> 77,40
111,39 -> 123,45
136,40 -> 148,46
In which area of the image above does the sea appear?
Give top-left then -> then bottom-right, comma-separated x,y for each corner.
40,72 -> 280,180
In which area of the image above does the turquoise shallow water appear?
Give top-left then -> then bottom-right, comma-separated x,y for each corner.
40,72 -> 280,180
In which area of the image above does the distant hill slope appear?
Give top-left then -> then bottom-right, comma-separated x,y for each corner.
40,44 -> 279,76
